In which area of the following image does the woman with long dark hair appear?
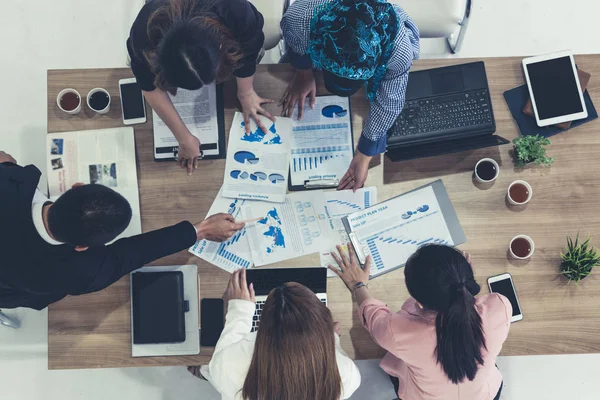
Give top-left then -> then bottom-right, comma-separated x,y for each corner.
127,0 -> 274,174
191,269 -> 361,400
329,244 -> 511,400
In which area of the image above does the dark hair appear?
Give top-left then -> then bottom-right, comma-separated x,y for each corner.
48,184 -> 132,247
144,0 -> 242,94
404,245 -> 486,384
242,282 -> 342,400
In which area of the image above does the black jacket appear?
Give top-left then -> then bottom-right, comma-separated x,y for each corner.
0,162 -> 196,310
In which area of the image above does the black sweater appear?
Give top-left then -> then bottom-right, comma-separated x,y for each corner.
0,162 -> 197,310
127,0 -> 265,91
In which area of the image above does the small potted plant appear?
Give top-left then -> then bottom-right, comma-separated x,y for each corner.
512,134 -> 554,168
560,233 -> 600,284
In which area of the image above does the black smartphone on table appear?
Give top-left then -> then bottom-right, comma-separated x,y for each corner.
200,298 -> 225,347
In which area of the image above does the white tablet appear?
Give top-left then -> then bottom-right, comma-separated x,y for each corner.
522,50 -> 588,127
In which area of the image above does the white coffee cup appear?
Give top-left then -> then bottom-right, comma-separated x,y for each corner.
509,235 -> 535,260
474,158 -> 500,183
56,88 -> 82,114
507,180 -> 533,205
87,88 -> 111,114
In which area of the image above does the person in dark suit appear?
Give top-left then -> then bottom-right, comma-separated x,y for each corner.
0,150 -> 244,322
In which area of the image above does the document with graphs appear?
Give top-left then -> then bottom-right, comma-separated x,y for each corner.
289,96 -> 353,190
342,180 -> 466,278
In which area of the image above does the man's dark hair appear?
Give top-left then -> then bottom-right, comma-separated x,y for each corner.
48,184 -> 132,247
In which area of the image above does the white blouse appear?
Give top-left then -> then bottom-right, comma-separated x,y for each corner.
201,299 -> 361,400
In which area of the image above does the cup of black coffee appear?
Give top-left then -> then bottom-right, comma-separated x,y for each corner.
509,235 -> 535,259
87,88 -> 111,114
57,88 -> 82,114
474,158 -> 499,183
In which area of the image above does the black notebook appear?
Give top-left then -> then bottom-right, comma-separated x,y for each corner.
131,271 -> 186,345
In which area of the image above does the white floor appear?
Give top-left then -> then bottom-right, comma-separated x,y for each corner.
1,1 -> 600,399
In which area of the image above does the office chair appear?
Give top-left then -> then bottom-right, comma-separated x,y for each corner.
0,311 -> 20,329
389,0 -> 472,53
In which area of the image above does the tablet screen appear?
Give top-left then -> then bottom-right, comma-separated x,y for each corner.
526,56 -> 583,120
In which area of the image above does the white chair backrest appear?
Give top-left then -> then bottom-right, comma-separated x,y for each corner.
388,0 -> 467,38
249,0 -> 284,50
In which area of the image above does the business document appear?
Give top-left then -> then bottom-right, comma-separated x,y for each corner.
223,112 -> 293,203
153,84 -> 221,159
290,96 -> 353,187
345,185 -> 454,278
189,187 -> 253,273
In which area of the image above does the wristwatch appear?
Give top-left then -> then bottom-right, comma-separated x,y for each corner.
353,282 -> 368,292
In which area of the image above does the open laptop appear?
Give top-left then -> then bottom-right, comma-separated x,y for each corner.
386,61 -> 509,162
245,267 -> 327,332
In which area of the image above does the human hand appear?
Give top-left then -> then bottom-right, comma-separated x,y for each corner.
0,151 -> 16,164
177,134 -> 201,175
226,269 -> 256,303
279,69 -> 316,120
334,321 -> 342,336
338,151 -> 371,192
194,213 -> 245,242
328,243 -> 372,292
238,89 -> 276,135
462,251 -> 472,266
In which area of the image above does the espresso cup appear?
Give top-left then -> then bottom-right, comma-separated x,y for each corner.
57,88 -> 82,114
474,158 -> 499,183
509,235 -> 535,260
87,88 -> 111,114
507,180 -> 533,205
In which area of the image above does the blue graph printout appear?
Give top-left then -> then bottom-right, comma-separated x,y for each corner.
189,187 -> 254,273
319,188 -> 378,275
242,191 -> 334,266
223,112 -> 293,203
290,96 -> 354,186
346,186 -> 454,277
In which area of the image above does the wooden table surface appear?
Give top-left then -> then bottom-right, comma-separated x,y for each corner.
47,56 -> 600,370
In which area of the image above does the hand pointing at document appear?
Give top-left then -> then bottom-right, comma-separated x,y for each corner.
194,213 -> 245,242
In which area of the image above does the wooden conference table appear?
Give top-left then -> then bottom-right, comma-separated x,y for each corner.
47,56 -> 600,370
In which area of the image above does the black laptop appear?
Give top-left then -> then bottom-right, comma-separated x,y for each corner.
386,61 -> 509,162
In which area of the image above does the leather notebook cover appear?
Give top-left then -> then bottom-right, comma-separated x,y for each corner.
522,69 -> 591,129
132,271 -> 186,345
504,84 -> 598,138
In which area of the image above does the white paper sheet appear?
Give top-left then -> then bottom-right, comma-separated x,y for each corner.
222,112 -> 293,203
346,186 -> 454,277
153,84 -> 220,159
290,96 -> 354,187
46,128 -> 142,241
189,187 -> 254,273
241,191 -> 334,266
318,188 -> 378,277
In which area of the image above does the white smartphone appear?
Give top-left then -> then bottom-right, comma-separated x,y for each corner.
119,78 -> 147,125
487,273 -> 523,322
522,50 -> 587,127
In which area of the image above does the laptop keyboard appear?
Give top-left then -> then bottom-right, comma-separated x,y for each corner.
389,89 -> 494,140
251,298 -> 328,332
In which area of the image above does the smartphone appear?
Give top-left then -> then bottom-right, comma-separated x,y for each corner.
118,78 -> 147,125
487,273 -> 523,322
200,298 -> 224,347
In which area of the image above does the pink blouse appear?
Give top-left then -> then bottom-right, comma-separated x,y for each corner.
359,294 -> 512,400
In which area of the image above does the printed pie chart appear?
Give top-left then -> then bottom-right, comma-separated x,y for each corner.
268,173 -> 285,184
322,105 -> 347,118
230,170 -> 249,180
250,171 -> 267,181
234,150 -> 259,164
